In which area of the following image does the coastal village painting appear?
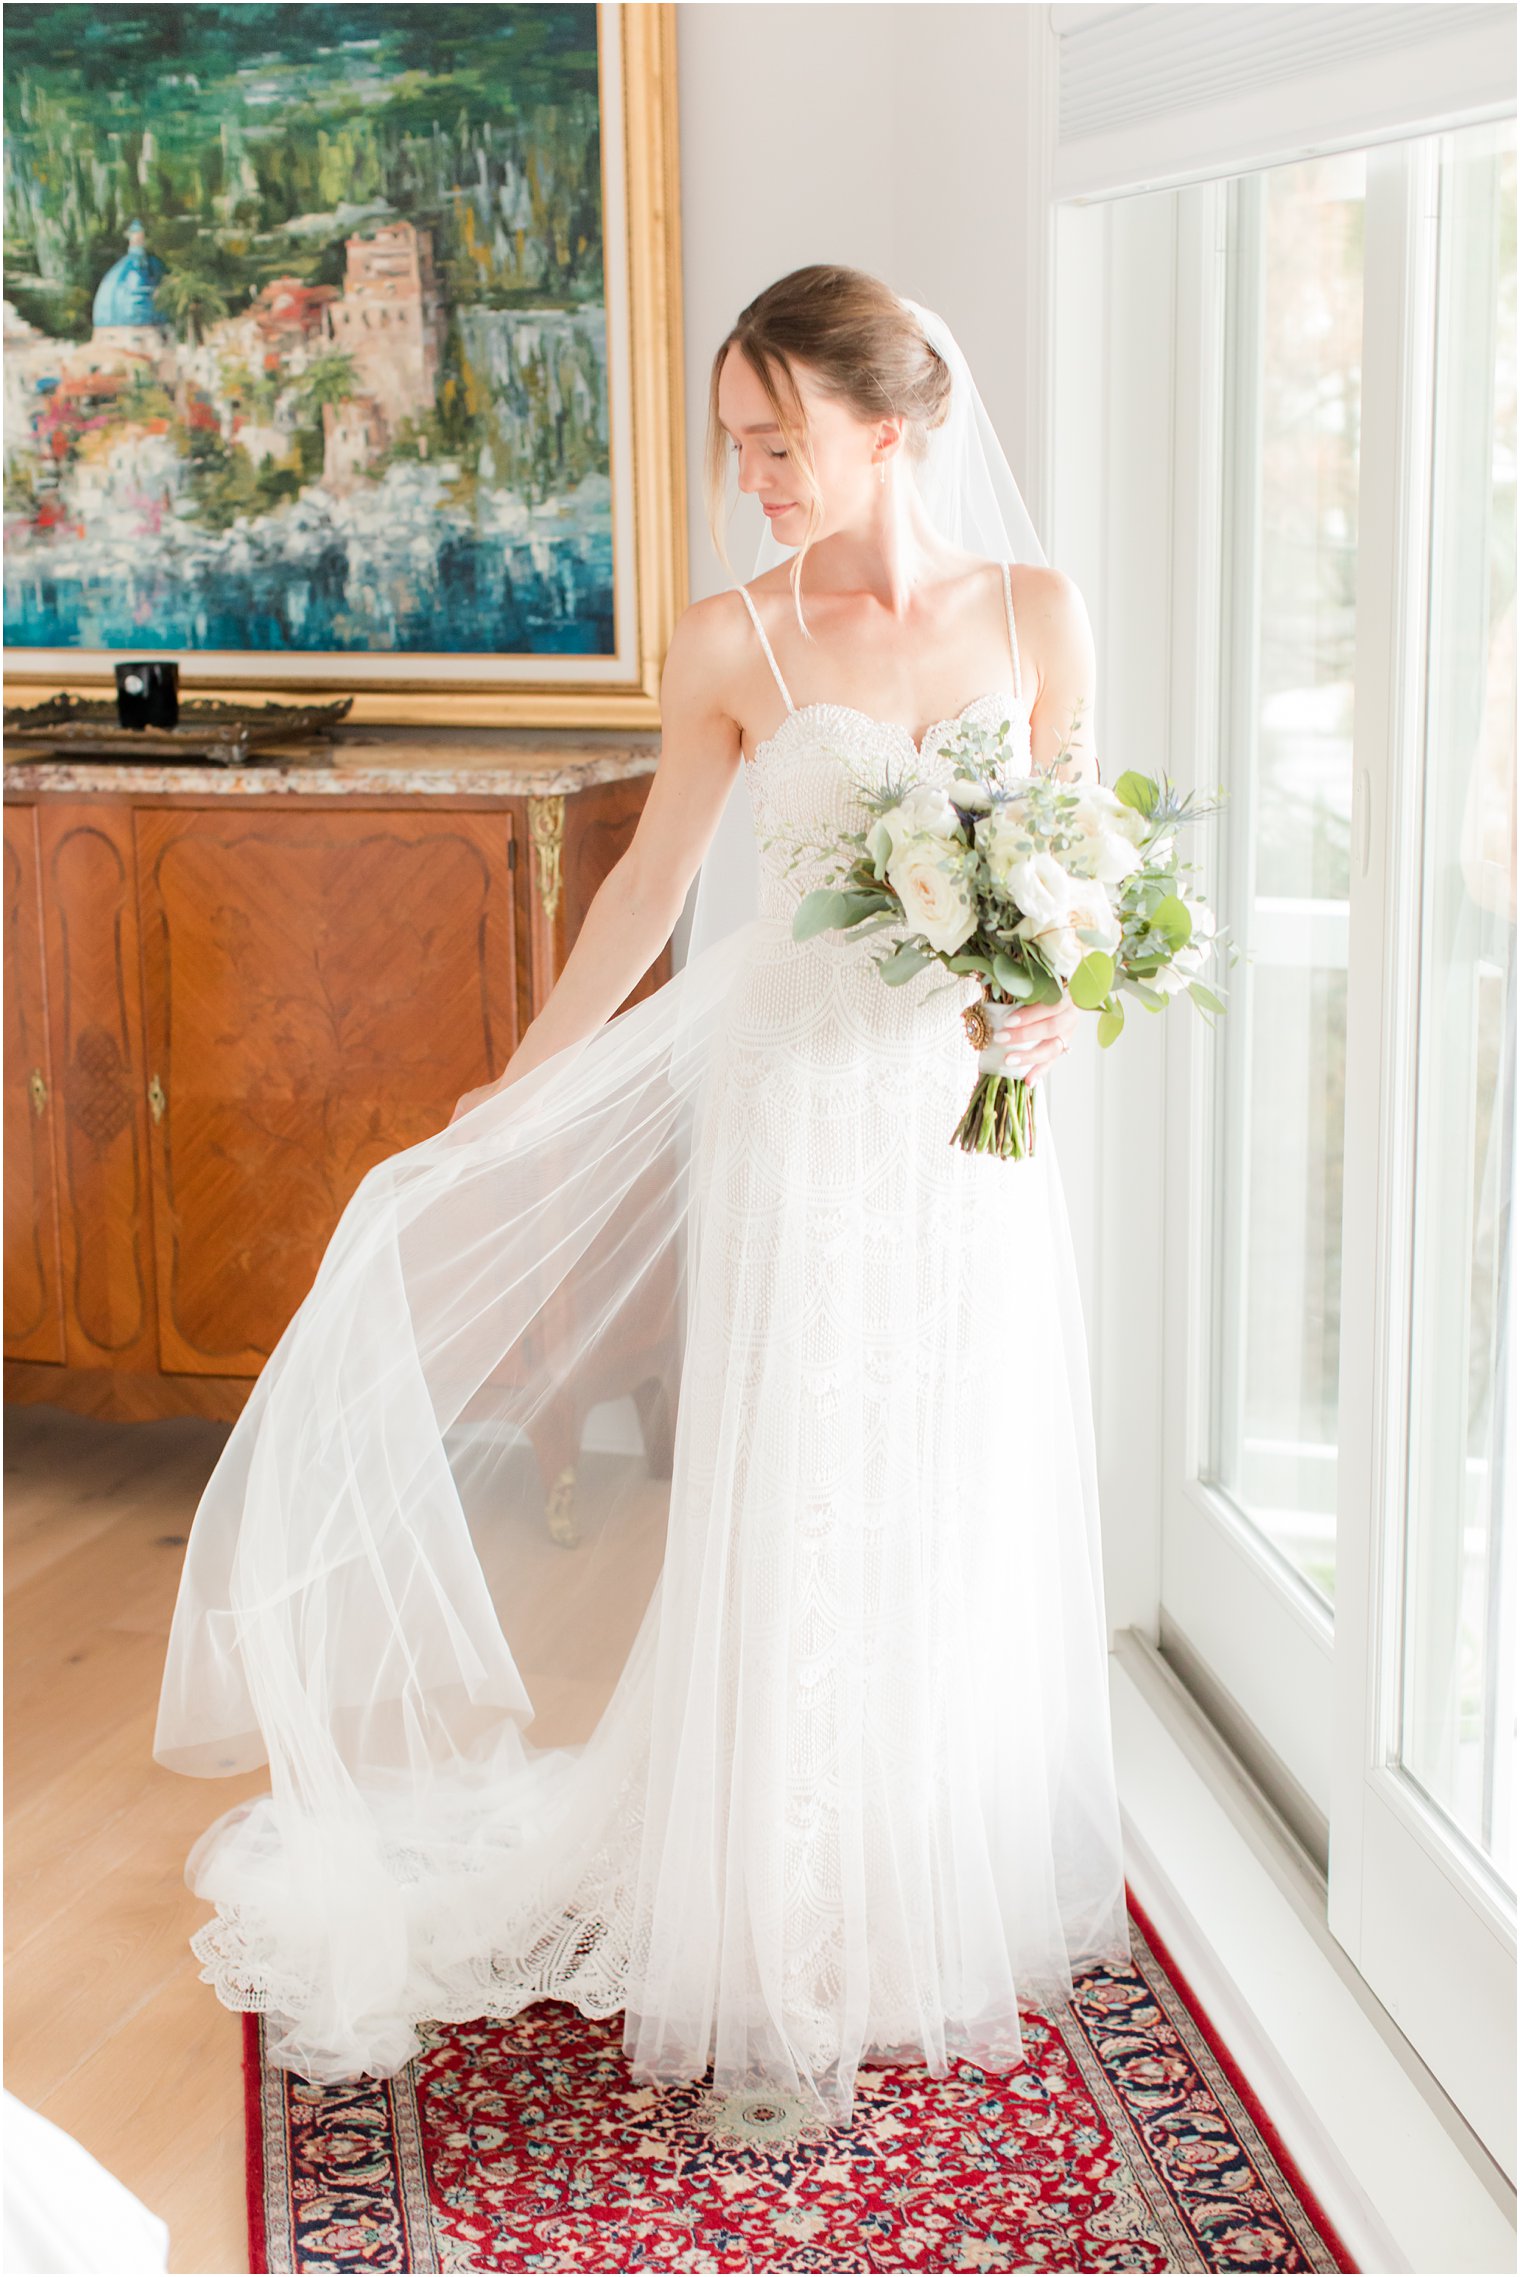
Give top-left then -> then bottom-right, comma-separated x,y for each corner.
2,3 -> 614,661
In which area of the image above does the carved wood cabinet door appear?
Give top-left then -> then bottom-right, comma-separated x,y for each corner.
3,772 -> 668,1420
28,801 -> 160,1379
3,804 -> 64,1364
134,805 -> 520,1377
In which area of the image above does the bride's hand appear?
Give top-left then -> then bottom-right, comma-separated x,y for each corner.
992,993 -> 1080,1081
448,1077 -> 505,1127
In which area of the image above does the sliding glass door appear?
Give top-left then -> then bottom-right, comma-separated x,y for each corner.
1396,119 -> 1515,1902
1152,118 -> 1514,2159
1327,120 -> 1514,2155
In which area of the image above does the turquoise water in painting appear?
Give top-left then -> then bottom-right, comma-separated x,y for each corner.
5,512 -> 614,656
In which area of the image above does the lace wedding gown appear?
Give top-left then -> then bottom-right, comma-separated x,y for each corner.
155,560 -> 1132,2129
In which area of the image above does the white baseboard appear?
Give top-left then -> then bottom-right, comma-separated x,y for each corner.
1110,1629 -> 1517,2275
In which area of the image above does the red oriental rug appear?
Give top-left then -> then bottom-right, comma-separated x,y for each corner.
243,1884 -> 1358,2273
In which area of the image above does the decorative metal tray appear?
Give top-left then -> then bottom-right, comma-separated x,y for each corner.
3,694 -> 354,766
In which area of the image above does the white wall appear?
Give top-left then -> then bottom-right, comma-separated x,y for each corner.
675,3 -> 1053,614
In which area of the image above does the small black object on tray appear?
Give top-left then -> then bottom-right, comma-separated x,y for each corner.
3,693 -> 354,767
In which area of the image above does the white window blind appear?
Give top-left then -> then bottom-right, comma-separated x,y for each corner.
1051,3 -> 1515,199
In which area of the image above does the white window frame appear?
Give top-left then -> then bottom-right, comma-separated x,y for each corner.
1054,125 -> 1516,2170
1329,131 -> 1516,2169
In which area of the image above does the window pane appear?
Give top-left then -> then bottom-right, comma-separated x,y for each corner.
1208,153 -> 1366,1603
1397,120 -> 1516,1890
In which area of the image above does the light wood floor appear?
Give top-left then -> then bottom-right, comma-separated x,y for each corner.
6,1401 -> 266,2277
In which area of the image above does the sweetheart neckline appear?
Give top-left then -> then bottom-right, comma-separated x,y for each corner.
745,691 -> 1028,770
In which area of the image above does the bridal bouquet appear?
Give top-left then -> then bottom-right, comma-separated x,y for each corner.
767,711 -> 1234,1162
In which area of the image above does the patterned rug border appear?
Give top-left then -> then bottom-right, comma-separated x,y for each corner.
241,1880 -> 1362,2275
1118,1884 -> 1359,2274
244,2011 -> 268,2277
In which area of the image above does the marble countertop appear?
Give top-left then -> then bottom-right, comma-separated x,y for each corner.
2,725 -> 663,798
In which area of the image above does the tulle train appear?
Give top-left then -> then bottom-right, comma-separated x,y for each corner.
153,910 -> 1132,2126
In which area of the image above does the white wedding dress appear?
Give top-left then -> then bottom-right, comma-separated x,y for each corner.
154,559 -> 1132,2130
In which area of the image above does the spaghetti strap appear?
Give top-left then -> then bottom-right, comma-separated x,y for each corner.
737,585 -> 796,714
1000,561 -> 1024,704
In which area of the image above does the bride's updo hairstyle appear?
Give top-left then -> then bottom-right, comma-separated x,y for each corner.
705,262 -> 951,638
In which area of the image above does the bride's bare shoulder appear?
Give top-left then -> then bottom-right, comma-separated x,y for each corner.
666,579 -> 772,667
658,581 -> 775,735
1008,562 -> 1095,672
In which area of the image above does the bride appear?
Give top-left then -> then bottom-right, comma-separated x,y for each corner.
153,263 -> 1133,2131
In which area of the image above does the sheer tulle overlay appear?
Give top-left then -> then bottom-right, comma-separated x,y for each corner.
154,689 -> 1133,2127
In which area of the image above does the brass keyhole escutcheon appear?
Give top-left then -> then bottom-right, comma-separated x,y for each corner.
28,1068 -> 46,1116
148,1073 -> 167,1125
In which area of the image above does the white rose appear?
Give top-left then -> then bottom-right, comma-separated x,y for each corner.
886,843 -> 978,955
1183,892 -> 1218,943
1081,785 -> 1150,845
1014,876 -> 1120,982
1149,961 -> 1190,996
1069,788 -> 1147,884
997,848 -> 1076,927
1147,893 -> 1217,992
1081,829 -> 1145,886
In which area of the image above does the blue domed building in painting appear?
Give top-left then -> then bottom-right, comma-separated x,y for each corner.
91,219 -> 170,349
48,219 -> 179,405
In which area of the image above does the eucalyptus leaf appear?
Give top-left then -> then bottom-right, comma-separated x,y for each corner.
791,887 -> 890,942
1068,950 -> 1114,1010
1149,893 -> 1192,950
841,889 -> 895,925
844,912 -> 911,942
991,953 -> 1034,998
1097,1004 -> 1124,1048
1112,769 -> 1159,818
1123,977 -> 1167,1010
792,889 -> 847,942
879,942 -> 934,985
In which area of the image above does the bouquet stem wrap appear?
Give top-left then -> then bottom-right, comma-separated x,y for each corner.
955,990 -> 1038,1161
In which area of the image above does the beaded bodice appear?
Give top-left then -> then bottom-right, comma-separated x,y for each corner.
734,563 -> 1034,936
741,695 -> 1034,932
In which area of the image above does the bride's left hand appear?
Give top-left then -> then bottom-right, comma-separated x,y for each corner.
448,1080 -> 499,1126
993,993 -> 1080,1081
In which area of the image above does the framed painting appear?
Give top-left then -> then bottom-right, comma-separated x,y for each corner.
1,0 -> 685,727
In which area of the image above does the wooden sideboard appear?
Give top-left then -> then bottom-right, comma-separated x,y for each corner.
4,730 -> 668,1427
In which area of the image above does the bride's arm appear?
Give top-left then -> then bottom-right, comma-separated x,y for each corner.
997,568 -> 1100,1081
449,595 -> 745,1118
1022,568 -> 1100,786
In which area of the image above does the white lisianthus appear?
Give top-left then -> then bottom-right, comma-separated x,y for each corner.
881,781 -> 962,853
946,774 -> 994,812
887,843 -> 979,955
1014,876 -> 1121,982
978,811 -> 1044,895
